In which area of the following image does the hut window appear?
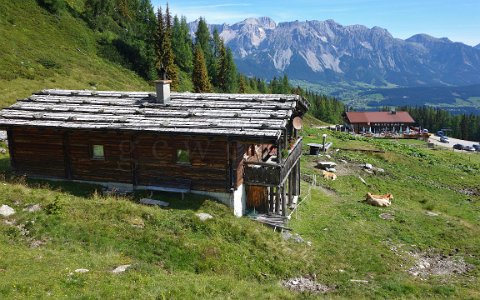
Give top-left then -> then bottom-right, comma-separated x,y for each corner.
176,149 -> 190,165
92,145 -> 105,160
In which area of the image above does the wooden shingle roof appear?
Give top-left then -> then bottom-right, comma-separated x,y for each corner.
0,89 -> 308,141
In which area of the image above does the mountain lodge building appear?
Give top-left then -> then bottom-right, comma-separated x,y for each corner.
345,111 -> 415,134
0,81 -> 308,217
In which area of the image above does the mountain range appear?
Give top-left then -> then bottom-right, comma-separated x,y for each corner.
189,17 -> 480,88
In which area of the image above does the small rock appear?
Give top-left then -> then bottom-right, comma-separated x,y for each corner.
0,148 -> 6,154
74,268 -> 89,273
30,239 -> 46,248
340,159 -> 348,164
3,219 -> 15,226
282,231 -> 306,244
379,213 -> 395,221
425,211 -> 439,217
325,154 -> 331,159
364,169 -> 374,174
23,204 -> 41,213
350,279 -> 369,283
112,264 -> 131,274
282,277 -> 333,294
195,212 -> 213,221
139,198 -> 169,207
0,205 -> 15,217
374,168 -> 385,173
364,163 -> 373,170
325,167 -> 336,173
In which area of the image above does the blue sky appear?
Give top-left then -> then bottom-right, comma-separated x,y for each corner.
153,0 -> 480,46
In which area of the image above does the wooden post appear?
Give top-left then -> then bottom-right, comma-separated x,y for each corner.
130,135 -> 139,186
275,186 -> 281,214
63,131 -> 72,180
288,171 -> 293,206
281,184 -> 287,216
6,127 -> 16,172
297,161 -> 301,196
291,161 -> 298,196
269,186 -> 275,214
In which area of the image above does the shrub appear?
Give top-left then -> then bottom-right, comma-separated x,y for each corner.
37,0 -> 64,14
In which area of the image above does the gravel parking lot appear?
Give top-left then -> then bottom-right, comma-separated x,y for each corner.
429,135 -> 480,151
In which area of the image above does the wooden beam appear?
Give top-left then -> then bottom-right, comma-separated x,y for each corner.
131,135 -> 138,186
281,184 -> 287,216
269,186 -> 275,214
288,171 -> 293,206
6,127 -> 16,171
275,186 -> 281,215
63,131 -> 72,179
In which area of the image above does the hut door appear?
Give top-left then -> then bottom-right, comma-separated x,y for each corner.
246,185 -> 268,213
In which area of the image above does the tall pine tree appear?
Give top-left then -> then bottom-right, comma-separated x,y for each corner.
172,15 -> 193,73
155,5 -> 178,89
192,43 -> 212,93
195,18 -> 216,84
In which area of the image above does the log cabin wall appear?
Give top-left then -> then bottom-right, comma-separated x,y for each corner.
8,126 -> 232,193
135,134 -> 228,192
68,131 -> 133,183
10,127 -> 66,178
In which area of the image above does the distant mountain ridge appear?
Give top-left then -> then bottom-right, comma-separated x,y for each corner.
475,43 -> 480,50
188,17 -> 480,87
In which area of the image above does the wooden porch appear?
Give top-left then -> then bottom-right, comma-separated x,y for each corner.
243,137 -> 302,216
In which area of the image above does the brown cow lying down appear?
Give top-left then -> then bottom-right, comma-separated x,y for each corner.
365,192 -> 394,207
322,170 -> 337,181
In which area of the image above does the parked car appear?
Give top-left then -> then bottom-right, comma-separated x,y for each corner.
440,136 -> 449,143
453,144 -> 464,150
436,130 -> 444,137
464,146 -> 475,152
473,144 -> 480,152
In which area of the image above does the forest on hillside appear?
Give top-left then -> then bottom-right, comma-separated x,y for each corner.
35,0 -> 346,123
34,0 -> 480,140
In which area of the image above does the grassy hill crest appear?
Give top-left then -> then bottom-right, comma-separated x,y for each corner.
0,0 -> 150,107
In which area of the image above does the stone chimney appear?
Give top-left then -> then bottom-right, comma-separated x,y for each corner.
154,79 -> 171,105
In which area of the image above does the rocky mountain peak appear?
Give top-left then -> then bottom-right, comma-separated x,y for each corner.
188,18 -> 480,87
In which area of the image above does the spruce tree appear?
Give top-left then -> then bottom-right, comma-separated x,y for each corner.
172,16 -> 193,73
155,5 -> 178,89
238,75 -> 247,93
193,43 -> 212,93
195,18 -> 216,84
163,5 -> 178,89
154,7 -> 165,74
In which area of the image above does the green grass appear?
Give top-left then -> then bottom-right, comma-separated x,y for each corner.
0,0 -> 150,107
1,126 -> 479,298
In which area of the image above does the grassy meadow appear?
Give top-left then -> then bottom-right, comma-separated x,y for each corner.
0,124 -> 479,299
0,0 -> 150,108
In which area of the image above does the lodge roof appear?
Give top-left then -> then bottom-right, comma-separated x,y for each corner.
345,111 -> 415,124
0,89 -> 308,141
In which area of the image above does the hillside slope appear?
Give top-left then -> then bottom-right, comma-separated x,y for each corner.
0,0 -> 150,107
0,122 -> 479,298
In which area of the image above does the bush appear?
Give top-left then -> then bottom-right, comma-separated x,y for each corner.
37,0 -> 64,13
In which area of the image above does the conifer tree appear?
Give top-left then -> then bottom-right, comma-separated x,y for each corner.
172,15 -> 193,73
155,5 -> 178,89
195,18 -> 216,83
192,43 -> 212,93
154,7 -> 165,73
238,75 -> 247,93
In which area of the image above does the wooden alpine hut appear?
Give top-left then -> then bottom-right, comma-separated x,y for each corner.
0,80 -> 308,216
